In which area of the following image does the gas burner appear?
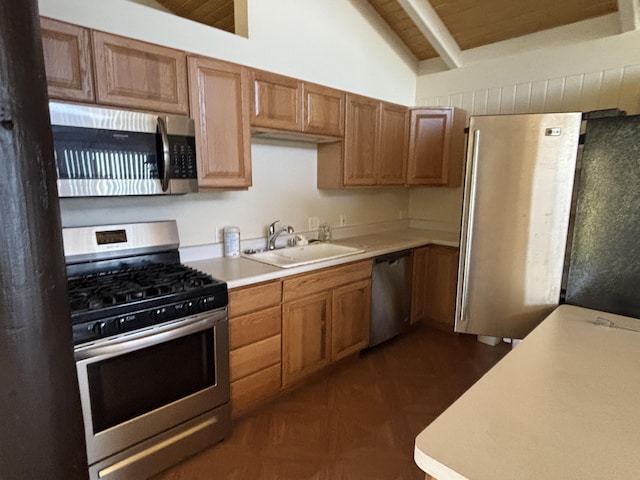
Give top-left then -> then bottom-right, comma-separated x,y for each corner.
67,263 -> 220,315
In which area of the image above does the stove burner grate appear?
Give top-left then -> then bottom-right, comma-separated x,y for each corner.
68,263 -> 216,314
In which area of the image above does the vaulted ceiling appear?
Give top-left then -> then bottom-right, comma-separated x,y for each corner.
153,0 -> 639,69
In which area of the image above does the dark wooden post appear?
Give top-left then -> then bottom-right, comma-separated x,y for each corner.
0,1 -> 88,479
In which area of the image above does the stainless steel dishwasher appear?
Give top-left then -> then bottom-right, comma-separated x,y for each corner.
369,249 -> 413,347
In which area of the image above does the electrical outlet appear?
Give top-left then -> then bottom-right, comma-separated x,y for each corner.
308,216 -> 320,230
215,227 -> 223,243
339,214 -> 347,227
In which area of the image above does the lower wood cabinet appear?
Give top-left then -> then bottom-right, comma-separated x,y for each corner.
411,245 -> 460,330
282,260 -> 372,387
227,247 -> 464,416
228,280 -> 282,415
282,291 -> 332,386
331,279 -> 371,361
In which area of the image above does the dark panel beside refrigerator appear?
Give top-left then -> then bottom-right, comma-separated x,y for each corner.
565,115 -> 640,318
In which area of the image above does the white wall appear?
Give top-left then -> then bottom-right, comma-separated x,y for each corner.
39,0 -> 416,246
410,24 -> 640,233
60,140 -> 410,244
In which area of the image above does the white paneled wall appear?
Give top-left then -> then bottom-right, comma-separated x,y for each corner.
424,64 -> 640,116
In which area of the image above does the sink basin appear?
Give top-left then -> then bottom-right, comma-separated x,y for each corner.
245,243 -> 365,268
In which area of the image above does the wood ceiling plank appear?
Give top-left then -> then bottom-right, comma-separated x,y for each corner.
368,0 -> 439,60
156,0 -> 235,33
431,0 -> 618,50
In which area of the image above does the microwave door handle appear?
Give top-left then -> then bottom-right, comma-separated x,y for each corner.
157,116 -> 171,192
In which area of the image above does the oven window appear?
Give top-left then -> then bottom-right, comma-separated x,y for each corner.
87,329 -> 215,433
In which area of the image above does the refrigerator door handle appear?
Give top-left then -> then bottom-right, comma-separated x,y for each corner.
456,129 -> 481,329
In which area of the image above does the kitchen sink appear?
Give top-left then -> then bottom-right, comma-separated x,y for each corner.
244,243 -> 365,268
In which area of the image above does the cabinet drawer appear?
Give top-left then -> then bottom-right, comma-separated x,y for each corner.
228,280 -> 282,317
230,334 -> 281,381
282,260 -> 372,302
231,363 -> 281,415
229,306 -> 281,350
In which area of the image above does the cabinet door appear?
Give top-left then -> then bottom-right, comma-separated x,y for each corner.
411,246 -> 430,324
282,291 -> 331,387
92,31 -> 188,114
412,246 -> 460,329
188,56 -> 252,188
343,94 -> 379,185
424,246 -> 459,328
302,83 -> 345,136
40,17 -> 94,102
250,70 -> 302,131
407,107 -> 465,186
331,279 -> 371,361
377,102 -> 408,185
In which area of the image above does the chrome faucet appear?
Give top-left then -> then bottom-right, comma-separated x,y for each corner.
267,220 -> 294,250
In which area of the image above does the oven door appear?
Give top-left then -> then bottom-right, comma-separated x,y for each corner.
74,308 -> 230,466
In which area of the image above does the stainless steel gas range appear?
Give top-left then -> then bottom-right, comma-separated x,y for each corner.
64,221 -> 231,480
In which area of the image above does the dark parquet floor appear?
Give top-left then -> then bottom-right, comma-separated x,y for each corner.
152,324 -> 511,480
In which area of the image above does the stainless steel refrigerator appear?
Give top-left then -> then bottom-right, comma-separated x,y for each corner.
455,113 -> 582,339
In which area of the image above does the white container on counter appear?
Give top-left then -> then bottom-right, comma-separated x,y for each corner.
223,226 -> 240,258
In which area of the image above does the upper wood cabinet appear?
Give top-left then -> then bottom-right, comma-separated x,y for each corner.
317,94 -> 408,188
188,56 -> 252,189
41,21 -> 189,114
250,71 -> 345,138
40,17 -> 95,102
407,107 -> 466,187
378,102 -> 409,185
302,83 -> 345,137
250,70 -> 302,131
343,93 -> 380,185
92,31 -> 189,114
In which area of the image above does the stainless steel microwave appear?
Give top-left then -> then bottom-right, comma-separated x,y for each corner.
49,102 -> 198,197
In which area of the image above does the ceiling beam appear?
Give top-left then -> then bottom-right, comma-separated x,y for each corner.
395,0 -> 462,69
618,0 -> 640,31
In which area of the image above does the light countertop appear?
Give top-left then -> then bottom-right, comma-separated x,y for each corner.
186,228 -> 459,289
414,304 -> 640,480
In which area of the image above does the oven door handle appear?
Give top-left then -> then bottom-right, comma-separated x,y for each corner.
75,310 -> 226,363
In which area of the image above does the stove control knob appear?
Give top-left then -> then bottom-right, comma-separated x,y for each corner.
183,301 -> 194,314
92,322 -> 106,336
198,297 -> 208,310
150,309 -> 162,321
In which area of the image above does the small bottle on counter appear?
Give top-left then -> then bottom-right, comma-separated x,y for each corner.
223,226 -> 240,258
318,223 -> 332,242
